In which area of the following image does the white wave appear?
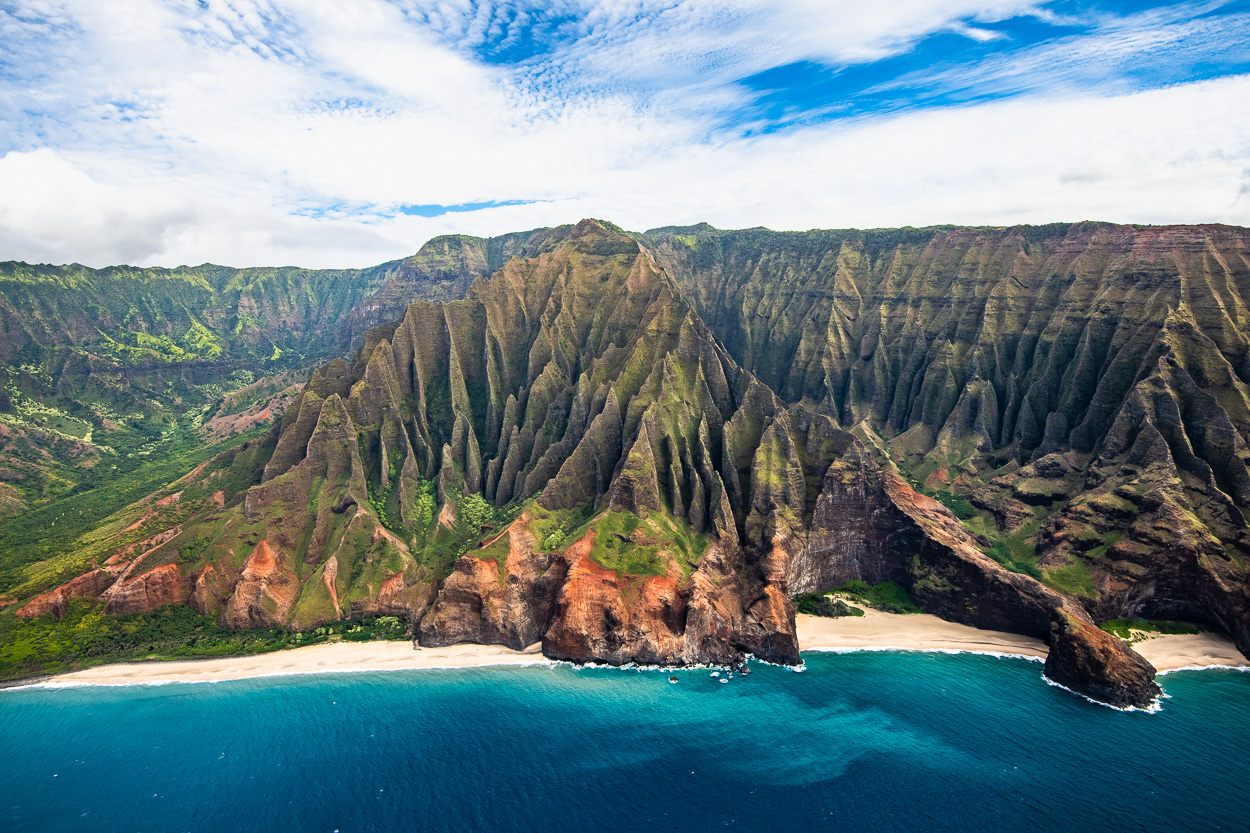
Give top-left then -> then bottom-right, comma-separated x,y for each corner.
1040,674 -> 1166,714
1157,663 -> 1250,676
802,645 -> 1046,663
2,659 -> 561,690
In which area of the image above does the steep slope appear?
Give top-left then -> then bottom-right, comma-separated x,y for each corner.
9,220 -> 1164,706
0,240 -> 486,590
646,222 -> 1250,672
345,228 -> 553,343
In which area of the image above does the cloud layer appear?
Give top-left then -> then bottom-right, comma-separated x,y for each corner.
1,0 -> 1248,267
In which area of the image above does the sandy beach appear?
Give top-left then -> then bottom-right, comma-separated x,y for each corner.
796,608 -> 1250,673
796,609 -> 1050,659
1133,633 -> 1250,673
28,609 -> 1247,687
40,640 -> 550,686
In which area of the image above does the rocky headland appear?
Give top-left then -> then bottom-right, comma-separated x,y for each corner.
7,218 -> 1250,708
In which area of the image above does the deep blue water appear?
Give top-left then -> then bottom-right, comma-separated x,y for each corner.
3,652 -> 1249,832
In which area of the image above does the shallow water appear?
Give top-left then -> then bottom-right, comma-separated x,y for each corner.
3,651 -> 1248,832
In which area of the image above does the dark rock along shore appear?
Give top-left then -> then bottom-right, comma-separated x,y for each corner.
14,218 -> 1250,707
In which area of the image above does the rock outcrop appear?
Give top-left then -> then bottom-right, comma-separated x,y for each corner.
1044,608 -> 1162,708
222,541 -> 299,629
11,219 -> 1249,709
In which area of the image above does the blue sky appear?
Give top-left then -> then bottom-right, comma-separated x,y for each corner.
0,0 -> 1248,266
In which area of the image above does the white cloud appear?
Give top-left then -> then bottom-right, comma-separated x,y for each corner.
0,149 -> 197,265
0,1 -> 1247,268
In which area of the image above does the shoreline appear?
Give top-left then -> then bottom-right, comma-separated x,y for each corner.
796,609 -> 1250,673
17,640 -> 552,688
10,610 -> 1246,689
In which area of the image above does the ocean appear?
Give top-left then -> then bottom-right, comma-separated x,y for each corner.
2,651 -> 1248,832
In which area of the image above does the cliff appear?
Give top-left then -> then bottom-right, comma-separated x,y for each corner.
647,222 -> 1250,670
10,219 -> 1231,706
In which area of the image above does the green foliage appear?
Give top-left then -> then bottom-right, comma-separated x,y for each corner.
1043,559 -> 1097,599
1100,618 -> 1202,641
793,593 -> 864,617
334,615 -> 406,642
0,418 -> 270,594
0,601 -> 411,682
178,536 -> 212,564
412,479 -> 436,534
368,476 -> 437,540
928,489 -> 976,520
983,538 -> 1043,580
368,481 -> 395,531
457,492 -> 495,532
528,502 -> 592,553
400,490 -> 506,581
831,580 -> 922,614
587,509 -> 709,578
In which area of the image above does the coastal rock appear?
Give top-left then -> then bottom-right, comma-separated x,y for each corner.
419,513 -> 558,650
12,219 -> 1249,710
1044,607 -> 1162,709
542,531 -> 689,665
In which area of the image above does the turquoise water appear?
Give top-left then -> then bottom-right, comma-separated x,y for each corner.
2,651 -> 1248,832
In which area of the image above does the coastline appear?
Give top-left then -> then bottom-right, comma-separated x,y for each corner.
796,610 -> 1049,660
14,609 -> 1246,688
1133,633 -> 1250,673
796,609 -> 1250,673
23,640 -> 551,687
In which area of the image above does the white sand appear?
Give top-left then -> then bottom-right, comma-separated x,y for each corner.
796,609 -> 1049,659
40,640 -> 549,686
30,610 -> 1247,687
797,608 -> 1249,674
1132,632 -> 1250,673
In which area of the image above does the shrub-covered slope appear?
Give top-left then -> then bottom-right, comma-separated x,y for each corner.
7,220 -> 1174,706
0,237 -> 522,589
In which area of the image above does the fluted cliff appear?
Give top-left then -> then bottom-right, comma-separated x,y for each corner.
12,219 -> 1232,706
647,222 -> 1250,665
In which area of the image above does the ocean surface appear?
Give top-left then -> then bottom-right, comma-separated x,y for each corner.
3,651 -> 1248,832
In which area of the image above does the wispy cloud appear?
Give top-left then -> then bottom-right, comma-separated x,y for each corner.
0,1 -> 1247,267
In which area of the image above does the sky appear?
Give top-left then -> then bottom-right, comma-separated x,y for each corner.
0,0 -> 1248,268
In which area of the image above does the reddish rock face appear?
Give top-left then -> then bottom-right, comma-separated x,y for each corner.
372,571 -> 430,620
102,564 -> 191,615
542,531 -> 687,665
191,565 -> 230,616
222,541 -> 299,629
16,567 -> 126,618
419,514 -> 560,650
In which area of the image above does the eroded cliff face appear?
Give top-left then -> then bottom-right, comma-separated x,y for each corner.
647,222 -> 1250,682
16,219 -> 1250,708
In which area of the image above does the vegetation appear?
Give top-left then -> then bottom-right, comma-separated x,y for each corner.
458,493 -> 495,533
928,489 -> 976,520
830,580 -> 921,614
794,593 -> 864,618
587,509 -> 708,578
1043,559 -> 1098,600
983,537 -> 1043,580
528,502 -> 593,553
0,417 -> 270,594
1100,618 -> 1202,641
0,601 -> 408,682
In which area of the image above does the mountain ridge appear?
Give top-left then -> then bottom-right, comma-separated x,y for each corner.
3,218 -> 1248,708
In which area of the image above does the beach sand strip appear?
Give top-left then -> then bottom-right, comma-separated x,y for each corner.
29,610 -> 1247,686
